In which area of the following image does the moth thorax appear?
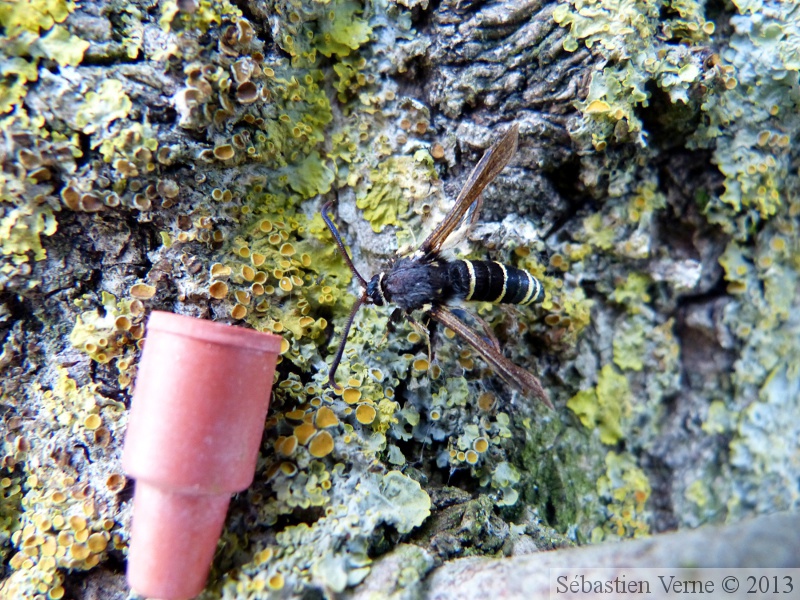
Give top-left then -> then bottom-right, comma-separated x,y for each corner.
366,272 -> 387,306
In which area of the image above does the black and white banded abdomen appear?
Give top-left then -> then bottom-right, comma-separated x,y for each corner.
448,260 -> 543,305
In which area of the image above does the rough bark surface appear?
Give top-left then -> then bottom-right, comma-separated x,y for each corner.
1,0 -> 798,598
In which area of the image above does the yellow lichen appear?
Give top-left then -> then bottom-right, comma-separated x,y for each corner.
342,388 -> 361,404
294,423 -> 317,445
129,283 -> 156,299
308,431 -> 334,458
355,404 -> 376,424
315,407 -> 339,428
209,281 -> 229,299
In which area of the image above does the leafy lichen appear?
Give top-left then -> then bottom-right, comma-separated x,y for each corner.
592,451 -> 651,542
567,364 -> 631,446
555,0 -> 800,533
0,0 -> 88,278
689,1 -> 800,230
554,0 -> 715,148
355,154 -> 437,233
0,369 -> 127,600
6,0 -> 800,596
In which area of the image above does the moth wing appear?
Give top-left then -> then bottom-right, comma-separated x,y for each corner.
429,304 -> 552,408
418,123 -> 519,258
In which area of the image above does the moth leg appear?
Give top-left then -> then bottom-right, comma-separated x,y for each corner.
426,314 -> 439,363
379,308 -> 404,346
430,305 -> 552,408
469,311 -> 502,353
326,291 -> 367,390
406,314 -> 433,365
451,307 -> 501,353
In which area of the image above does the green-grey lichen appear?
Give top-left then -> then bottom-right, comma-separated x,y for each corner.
218,470 -> 429,597
567,364 -> 631,446
689,1 -> 800,232
554,0 -> 717,148
355,153 -> 438,233
552,0 -> 800,535
591,451 -> 651,542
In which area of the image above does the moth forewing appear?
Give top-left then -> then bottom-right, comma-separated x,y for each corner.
419,123 -> 520,258
430,305 -> 552,409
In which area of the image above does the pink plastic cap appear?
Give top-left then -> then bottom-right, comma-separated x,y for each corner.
123,311 -> 282,600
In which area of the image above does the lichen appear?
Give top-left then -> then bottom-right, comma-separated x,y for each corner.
0,0 -> 88,283
355,154 -> 437,233
69,293 -> 145,388
73,80 -> 132,136
567,364 -> 631,445
554,0 -> 800,534
689,1 -> 800,231
159,0 -> 241,34
0,0 -> 87,112
217,470 -> 428,597
0,201 -> 57,265
591,451 -> 651,542
0,369 -> 128,600
554,0 -> 716,149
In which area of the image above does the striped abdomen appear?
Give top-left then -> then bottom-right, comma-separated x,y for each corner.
448,260 -> 543,305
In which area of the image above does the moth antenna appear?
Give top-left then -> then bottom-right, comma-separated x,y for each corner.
326,291 -> 367,389
321,201 -> 368,289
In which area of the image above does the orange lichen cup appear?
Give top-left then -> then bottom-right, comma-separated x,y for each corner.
122,311 -> 281,600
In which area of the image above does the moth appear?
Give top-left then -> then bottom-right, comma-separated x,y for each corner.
321,124 -> 551,408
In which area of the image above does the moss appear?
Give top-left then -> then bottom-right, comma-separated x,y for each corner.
518,417 -> 602,538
